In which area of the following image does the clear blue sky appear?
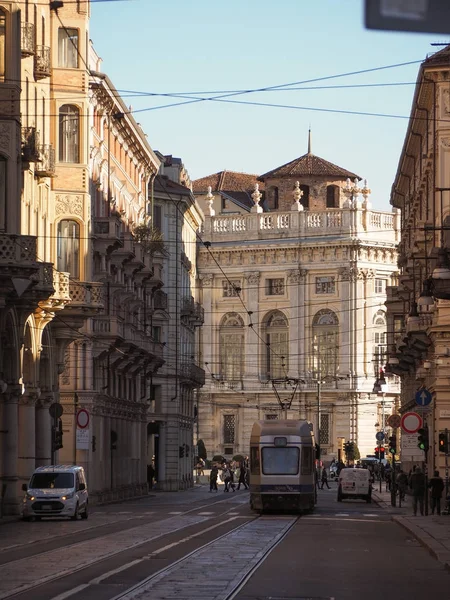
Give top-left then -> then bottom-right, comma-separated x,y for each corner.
90,0 -> 440,210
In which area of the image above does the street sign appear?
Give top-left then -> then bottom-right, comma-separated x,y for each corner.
376,431 -> 385,442
415,388 -> 432,407
76,409 -> 89,429
49,403 -> 63,419
387,414 -> 401,429
365,0 -> 450,34
401,412 -> 423,434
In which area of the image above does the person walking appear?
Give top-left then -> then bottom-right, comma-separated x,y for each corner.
410,466 -> 426,516
428,470 -> 445,515
237,463 -> 249,490
209,465 -> 219,492
320,467 -> 331,490
396,469 -> 408,501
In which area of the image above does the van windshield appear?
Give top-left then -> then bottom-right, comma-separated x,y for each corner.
29,473 -> 74,489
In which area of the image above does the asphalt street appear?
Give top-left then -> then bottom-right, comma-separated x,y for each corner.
0,484 -> 448,600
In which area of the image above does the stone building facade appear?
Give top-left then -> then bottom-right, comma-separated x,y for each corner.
386,45 -> 450,475
194,149 -> 400,463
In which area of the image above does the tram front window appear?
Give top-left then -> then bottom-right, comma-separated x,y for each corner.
262,447 -> 299,475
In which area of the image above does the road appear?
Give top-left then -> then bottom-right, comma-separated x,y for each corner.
0,484 -> 448,600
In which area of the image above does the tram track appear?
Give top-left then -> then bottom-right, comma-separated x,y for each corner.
0,496 -> 251,600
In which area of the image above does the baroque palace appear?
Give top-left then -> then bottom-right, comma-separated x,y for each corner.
193,143 -> 401,463
0,1 -> 204,515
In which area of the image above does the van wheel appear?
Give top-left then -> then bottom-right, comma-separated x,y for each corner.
71,503 -> 79,521
337,488 -> 342,502
81,503 -> 88,519
366,495 -> 372,503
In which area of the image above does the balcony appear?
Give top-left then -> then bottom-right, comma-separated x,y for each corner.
34,46 -> 51,79
21,23 -> 35,57
93,216 -> 123,254
39,270 -> 71,312
64,281 -> 104,321
21,127 -> 40,162
192,302 -> 204,325
92,315 -> 125,340
180,361 -> 206,387
35,144 -> 55,177
181,295 -> 194,317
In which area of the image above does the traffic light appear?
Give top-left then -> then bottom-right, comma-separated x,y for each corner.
439,432 -> 449,453
179,445 -> 185,458
417,427 -> 429,452
51,419 -> 63,452
388,435 -> 397,455
375,447 -> 380,459
380,447 -> 385,459
185,443 -> 190,458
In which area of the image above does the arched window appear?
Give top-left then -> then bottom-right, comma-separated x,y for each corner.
0,9 -> 6,81
300,184 -> 309,209
264,311 -> 289,379
219,313 -> 244,382
373,310 -> 387,375
311,309 -> 339,378
266,186 -> 279,211
57,220 -> 80,278
326,185 -> 339,208
59,105 -> 80,163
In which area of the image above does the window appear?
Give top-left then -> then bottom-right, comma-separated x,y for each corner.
375,278 -> 386,294
326,185 -> 339,208
311,309 -> 339,378
320,413 -> 330,445
266,278 -> 284,295
262,447 -> 299,475
300,184 -> 309,209
0,9 -> 5,80
265,414 -> 278,420
264,311 -> 289,379
223,414 -> 236,444
59,105 -> 80,163
373,310 -> 387,375
221,196 -> 231,211
57,220 -> 80,278
301,446 -> 313,475
219,313 -> 244,381
222,279 -> 240,297
152,326 -> 161,342
266,186 -> 279,210
152,205 -> 162,232
393,316 -> 404,344
58,27 -> 78,68
250,447 -> 260,475
315,276 -> 335,294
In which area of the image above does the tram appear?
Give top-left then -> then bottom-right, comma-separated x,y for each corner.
249,419 -> 317,513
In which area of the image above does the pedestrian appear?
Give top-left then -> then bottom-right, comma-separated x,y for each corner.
209,465 -> 218,492
147,463 -> 155,491
396,469 -> 408,501
409,466 -> 426,516
196,458 -> 205,477
237,462 -> 249,490
428,470 -> 445,515
320,467 -> 330,490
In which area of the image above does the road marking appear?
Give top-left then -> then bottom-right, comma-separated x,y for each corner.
48,517 -> 243,600
197,511 -> 214,515
334,513 -> 350,516
168,511 -> 183,515
303,516 -> 388,523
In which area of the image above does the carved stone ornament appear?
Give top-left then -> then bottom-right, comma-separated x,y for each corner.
441,137 -> 450,148
287,269 -> 302,284
55,194 -> 84,217
443,89 -> 450,115
245,271 -> 261,285
199,273 -> 213,287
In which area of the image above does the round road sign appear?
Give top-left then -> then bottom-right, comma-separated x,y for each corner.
76,409 -> 89,429
401,412 -> 422,434
376,431 -> 385,442
387,414 -> 401,429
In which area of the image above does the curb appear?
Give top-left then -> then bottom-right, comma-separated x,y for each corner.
393,516 -> 450,571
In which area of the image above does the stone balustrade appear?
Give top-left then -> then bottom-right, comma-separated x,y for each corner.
202,207 -> 400,243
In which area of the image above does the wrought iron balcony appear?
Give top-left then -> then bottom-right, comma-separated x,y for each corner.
191,302 -> 204,325
181,295 -> 195,317
180,361 -> 206,387
34,46 -> 51,79
21,127 -> 40,162
35,144 -> 55,177
21,22 -> 35,57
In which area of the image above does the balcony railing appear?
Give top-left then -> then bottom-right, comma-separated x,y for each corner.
21,127 -> 40,162
68,281 -> 104,309
181,295 -> 194,317
180,361 -> 205,386
92,315 -> 125,339
34,46 -> 51,79
35,144 -> 55,177
21,22 -> 35,56
0,234 -> 37,265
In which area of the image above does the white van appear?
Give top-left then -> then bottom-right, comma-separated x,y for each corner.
337,468 -> 372,503
22,465 -> 88,521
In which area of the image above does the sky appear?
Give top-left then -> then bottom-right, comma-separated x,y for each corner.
89,0 -> 442,211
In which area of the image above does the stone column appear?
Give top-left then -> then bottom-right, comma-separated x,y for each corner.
244,271 -> 260,379
35,396 -> 53,465
18,393 -> 38,484
2,388 -> 20,514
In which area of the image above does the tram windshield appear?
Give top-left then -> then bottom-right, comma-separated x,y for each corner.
261,447 -> 299,475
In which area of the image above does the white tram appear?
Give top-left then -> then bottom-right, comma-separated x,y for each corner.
249,419 -> 317,513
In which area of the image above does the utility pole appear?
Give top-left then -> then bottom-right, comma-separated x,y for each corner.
317,381 -> 321,459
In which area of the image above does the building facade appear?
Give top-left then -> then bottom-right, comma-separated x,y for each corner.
387,45 -> 450,475
194,149 -> 400,463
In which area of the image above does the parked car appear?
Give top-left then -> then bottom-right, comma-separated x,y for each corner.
22,465 -> 88,521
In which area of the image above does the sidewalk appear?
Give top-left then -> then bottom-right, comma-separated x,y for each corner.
372,488 -> 450,571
